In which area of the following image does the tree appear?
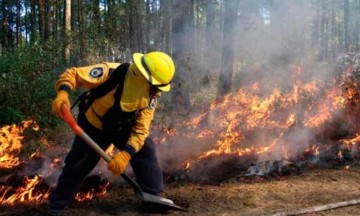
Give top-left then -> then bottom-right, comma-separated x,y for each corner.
92,0 -> 101,33
16,0 -> 21,46
216,0 -> 239,99
170,0 -> 192,110
319,0 -> 328,61
311,0 -> 320,51
204,0 -> 217,74
45,0 -> 52,40
64,0 -> 71,63
129,0 -> 146,52
344,0 -> 350,51
159,0 -> 171,53
30,0 -> 37,43
53,0 -> 59,40
38,0 -> 45,41
1,0 -> 8,53
355,1 -> 360,49
78,0 -> 86,64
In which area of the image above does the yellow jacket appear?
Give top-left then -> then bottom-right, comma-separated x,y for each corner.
55,62 -> 160,153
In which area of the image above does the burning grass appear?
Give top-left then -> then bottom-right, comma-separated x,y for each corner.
0,120 -> 111,206
154,59 -> 360,187
2,165 -> 360,216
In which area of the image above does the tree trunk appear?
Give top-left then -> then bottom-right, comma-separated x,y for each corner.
54,0 -> 59,40
38,0 -> 45,41
170,0 -> 192,110
136,0 -> 145,52
344,0 -> 350,51
1,0 -> 8,53
16,0 -> 21,47
190,0 -> 195,55
30,0 -> 37,43
319,0 -> 328,61
216,0 -> 239,99
160,0 -> 171,53
45,0 -> 52,41
129,0 -> 139,52
92,0 -> 101,33
144,0 -> 151,50
71,0 -> 78,33
205,0 -> 217,74
330,0 -> 338,60
8,3 -> 14,50
64,0 -> 71,63
24,0 -> 28,43
78,0 -> 86,64
356,0 -> 360,49
311,0 -> 320,50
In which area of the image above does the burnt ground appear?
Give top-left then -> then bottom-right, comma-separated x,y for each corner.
2,164 -> 360,216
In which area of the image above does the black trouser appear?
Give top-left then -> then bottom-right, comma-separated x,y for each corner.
49,115 -> 163,210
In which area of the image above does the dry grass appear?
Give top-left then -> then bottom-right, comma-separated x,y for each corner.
155,165 -> 360,216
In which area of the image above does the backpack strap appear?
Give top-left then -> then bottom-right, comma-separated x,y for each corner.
72,63 -> 130,112
89,63 -> 130,99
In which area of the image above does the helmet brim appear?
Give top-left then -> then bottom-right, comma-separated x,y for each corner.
133,53 -> 171,92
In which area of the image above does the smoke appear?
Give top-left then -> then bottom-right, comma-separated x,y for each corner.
152,1 -> 359,181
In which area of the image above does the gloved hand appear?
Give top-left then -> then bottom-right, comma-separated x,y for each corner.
52,90 -> 71,119
107,151 -> 131,175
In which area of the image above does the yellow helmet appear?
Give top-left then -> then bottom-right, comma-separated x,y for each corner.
133,51 -> 175,92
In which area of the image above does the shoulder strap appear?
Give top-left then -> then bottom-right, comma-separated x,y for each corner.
71,63 -> 130,110
89,63 -> 130,99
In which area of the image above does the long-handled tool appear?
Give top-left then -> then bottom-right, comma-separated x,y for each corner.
61,104 -> 187,212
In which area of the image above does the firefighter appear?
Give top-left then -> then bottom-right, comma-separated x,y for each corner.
48,51 -> 175,215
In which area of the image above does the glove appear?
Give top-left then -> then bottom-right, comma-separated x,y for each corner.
52,90 -> 71,119
107,151 -> 131,175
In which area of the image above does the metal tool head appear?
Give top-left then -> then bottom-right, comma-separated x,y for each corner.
139,192 -> 188,212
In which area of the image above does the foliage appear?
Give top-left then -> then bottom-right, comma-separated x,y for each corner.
0,42 -> 66,127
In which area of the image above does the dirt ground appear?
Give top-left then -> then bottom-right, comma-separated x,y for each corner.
2,164 -> 360,216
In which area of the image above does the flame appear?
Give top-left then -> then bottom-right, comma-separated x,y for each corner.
341,133 -> 360,146
75,189 -> 95,202
197,79 -> 333,159
195,129 -> 215,138
304,144 -> 320,156
337,151 -> 343,159
0,120 -> 39,169
0,119 -> 110,206
156,64 -> 353,172
0,175 -> 49,204
74,181 -> 110,202
185,162 -> 190,169
30,151 -> 41,159
166,128 -> 177,136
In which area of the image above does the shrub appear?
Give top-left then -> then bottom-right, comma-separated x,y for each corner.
0,43 -> 66,127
